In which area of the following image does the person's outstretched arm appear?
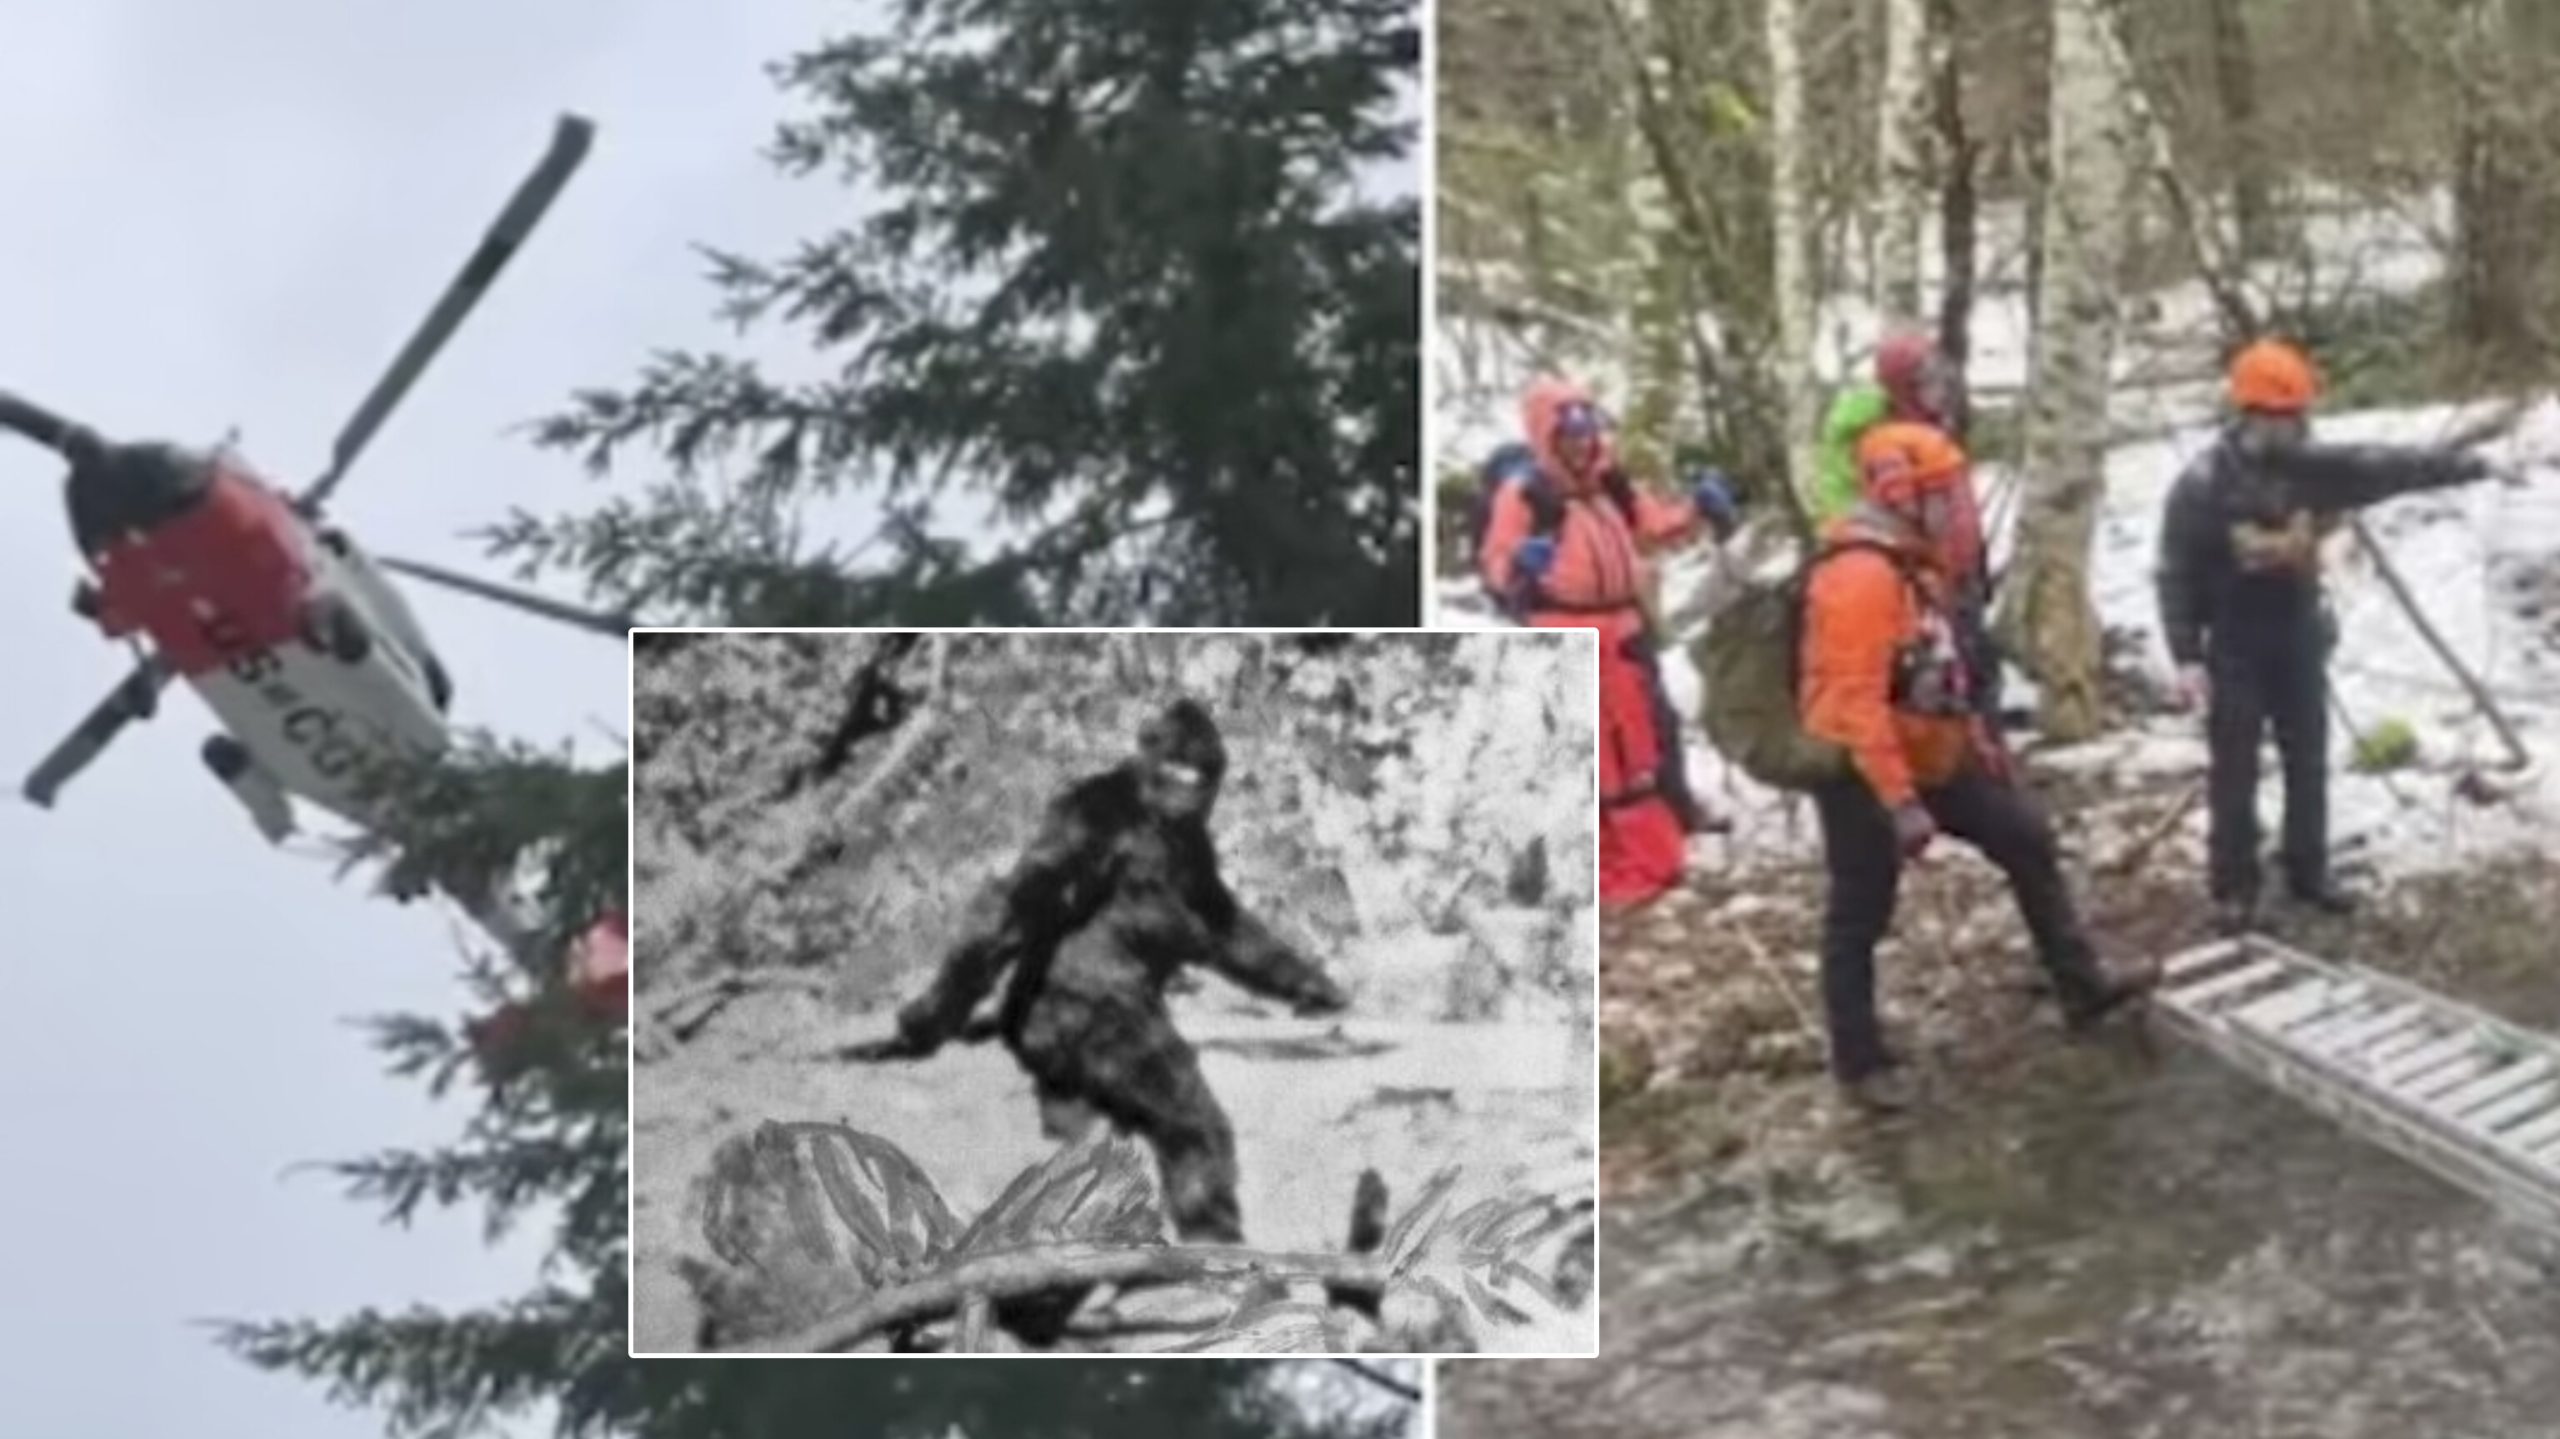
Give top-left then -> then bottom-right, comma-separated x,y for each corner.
2285,442 -> 2493,513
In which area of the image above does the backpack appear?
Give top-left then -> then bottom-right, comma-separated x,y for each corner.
1467,443 -> 1640,610
1692,538 -> 1914,791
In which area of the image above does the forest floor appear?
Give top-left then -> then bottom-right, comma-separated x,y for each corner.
1438,780 -> 2560,1437
630,985 -> 1594,1354
1436,365 -> 2560,1432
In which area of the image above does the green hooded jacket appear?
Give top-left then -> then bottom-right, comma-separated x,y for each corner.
1813,382 -> 1890,524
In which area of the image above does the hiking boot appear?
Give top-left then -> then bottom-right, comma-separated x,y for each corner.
1838,1069 -> 1918,1114
2287,881 -> 2357,917
2063,956 -> 2162,1033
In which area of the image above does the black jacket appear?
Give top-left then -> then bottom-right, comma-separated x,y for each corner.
2156,429 -> 2485,665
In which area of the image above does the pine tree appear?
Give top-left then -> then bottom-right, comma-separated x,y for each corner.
211,731 -> 1415,1438
489,0 -> 1420,628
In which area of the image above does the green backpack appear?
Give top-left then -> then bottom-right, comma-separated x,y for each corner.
1692,539 -> 1910,791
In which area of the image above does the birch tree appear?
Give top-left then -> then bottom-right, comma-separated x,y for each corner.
1997,0 -> 2134,741
1875,0 -> 1932,327
1768,0 -> 1819,520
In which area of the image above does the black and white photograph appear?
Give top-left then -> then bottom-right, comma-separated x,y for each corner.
629,629 -> 1599,1356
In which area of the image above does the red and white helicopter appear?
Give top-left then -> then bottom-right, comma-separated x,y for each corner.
0,113 -> 633,852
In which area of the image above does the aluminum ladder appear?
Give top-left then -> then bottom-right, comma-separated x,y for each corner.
2153,934 -> 2560,1236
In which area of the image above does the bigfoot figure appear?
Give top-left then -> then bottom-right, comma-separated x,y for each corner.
878,699 -> 1350,1242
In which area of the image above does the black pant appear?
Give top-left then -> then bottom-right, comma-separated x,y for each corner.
2206,640 -> 2329,903
1625,632 -> 1710,833
1812,767 -> 2104,1081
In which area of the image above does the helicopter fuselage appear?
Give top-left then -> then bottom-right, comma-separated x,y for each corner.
69,442 -> 452,835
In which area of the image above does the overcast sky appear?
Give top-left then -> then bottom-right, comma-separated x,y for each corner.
0,2 -> 863,1433
0,0 -> 1418,1431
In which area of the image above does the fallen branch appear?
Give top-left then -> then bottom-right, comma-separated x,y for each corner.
724,1241 -> 1396,1354
2349,517 -> 2531,771
640,969 -> 834,1057
2101,779 -> 2203,880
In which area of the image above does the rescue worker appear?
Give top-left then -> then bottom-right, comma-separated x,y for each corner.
1815,331 -> 2005,733
1803,421 -> 2155,1110
2157,338 -> 2502,932
1479,376 -> 1728,903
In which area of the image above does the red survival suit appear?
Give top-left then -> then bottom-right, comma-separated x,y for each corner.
1478,377 -> 1705,906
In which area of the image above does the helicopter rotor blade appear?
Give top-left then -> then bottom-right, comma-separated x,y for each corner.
0,391 -> 104,463
379,554 -> 634,638
24,656 -> 171,808
300,113 -> 595,513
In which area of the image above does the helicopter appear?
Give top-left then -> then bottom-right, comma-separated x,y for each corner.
0,112 -> 635,852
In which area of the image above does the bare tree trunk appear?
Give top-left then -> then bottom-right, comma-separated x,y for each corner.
2452,0 -> 2560,377
1875,0 -> 1931,326
1768,0 -> 1820,520
2090,0 -> 2260,337
2020,0 -> 2055,339
1615,0 -> 1688,480
1927,0 -> 1977,441
2206,0 -> 2270,260
1998,0 -> 2133,742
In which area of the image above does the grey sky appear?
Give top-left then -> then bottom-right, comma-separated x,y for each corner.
0,2 -> 860,1433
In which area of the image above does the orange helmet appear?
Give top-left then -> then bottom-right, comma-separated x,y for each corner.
1855,420 -> 1968,507
2228,339 -> 2319,415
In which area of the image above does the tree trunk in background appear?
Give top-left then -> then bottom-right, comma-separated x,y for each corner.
2092,0 -> 2260,337
1616,0 -> 1691,484
1876,0 -> 1931,327
2020,0 -> 2055,341
2453,0 -> 2560,377
1999,0 -> 2132,743
1768,0 -> 1820,521
1927,0 -> 1977,441
2206,0 -> 2270,260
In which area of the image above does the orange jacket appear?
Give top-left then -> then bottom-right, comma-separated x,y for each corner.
1797,513 -> 1980,807
1478,377 -> 1701,621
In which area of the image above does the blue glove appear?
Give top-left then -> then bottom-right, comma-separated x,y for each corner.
1514,535 -> 1558,579
1689,469 -> 1740,538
